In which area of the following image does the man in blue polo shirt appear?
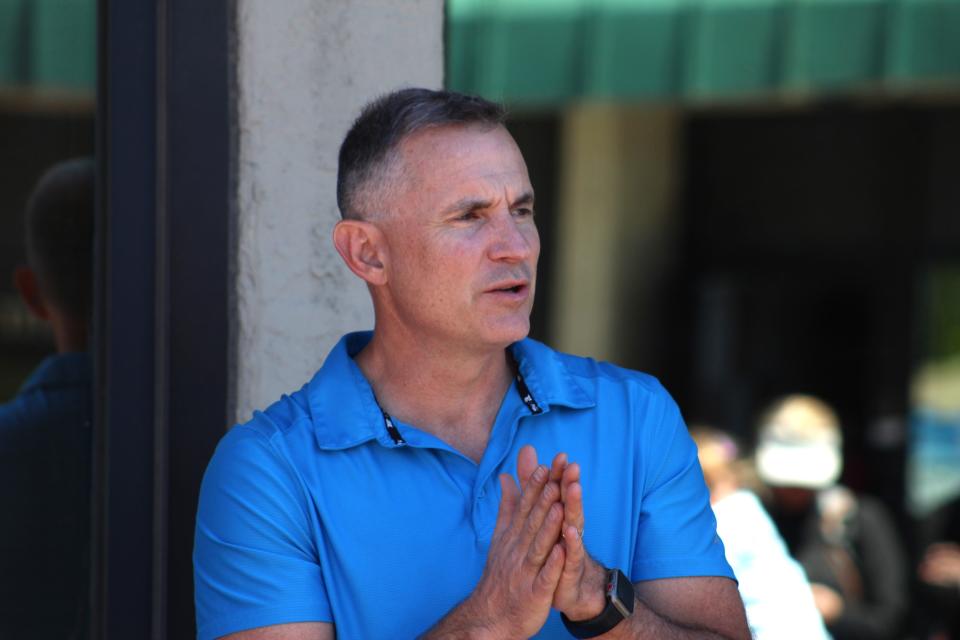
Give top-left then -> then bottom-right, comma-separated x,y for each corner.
194,89 -> 749,640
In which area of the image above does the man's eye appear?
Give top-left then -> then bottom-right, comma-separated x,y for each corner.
457,211 -> 479,221
515,207 -> 534,217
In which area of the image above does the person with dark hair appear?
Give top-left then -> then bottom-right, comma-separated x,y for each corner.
194,88 -> 749,640
0,157 -> 95,638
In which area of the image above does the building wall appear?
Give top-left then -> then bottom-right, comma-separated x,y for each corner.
551,104 -> 681,367
233,0 -> 444,422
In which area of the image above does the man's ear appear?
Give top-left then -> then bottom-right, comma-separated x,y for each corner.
332,219 -> 388,286
13,266 -> 49,320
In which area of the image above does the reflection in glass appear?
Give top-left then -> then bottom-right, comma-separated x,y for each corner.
0,160 -> 94,637
0,1 -> 96,637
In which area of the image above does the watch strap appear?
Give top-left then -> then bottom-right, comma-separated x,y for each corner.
560,569 -> 634,639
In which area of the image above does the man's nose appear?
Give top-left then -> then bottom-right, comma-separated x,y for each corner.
488,211 -> 536,263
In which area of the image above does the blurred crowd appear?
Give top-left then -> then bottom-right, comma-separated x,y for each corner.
693,395 -> 960,640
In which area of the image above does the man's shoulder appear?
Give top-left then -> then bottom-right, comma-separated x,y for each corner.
201,392 -> 318,517
531,339 -> 670,399
561,350 -> 661,386
215,385 -> 315,461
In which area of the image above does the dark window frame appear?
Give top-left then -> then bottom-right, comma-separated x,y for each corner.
94,1 -> 232,636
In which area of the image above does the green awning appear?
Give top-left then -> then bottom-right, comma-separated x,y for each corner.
0,0 -> 96,94
447,0 -> 960,104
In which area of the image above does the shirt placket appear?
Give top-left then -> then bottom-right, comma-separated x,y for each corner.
471,379 -> 545,543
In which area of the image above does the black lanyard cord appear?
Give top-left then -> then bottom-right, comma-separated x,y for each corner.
381,410 -> 406,445
377,354 -> 542,445
514,369 -> 542,415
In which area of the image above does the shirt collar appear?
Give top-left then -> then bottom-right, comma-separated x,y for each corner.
307,332 -> 388,450
508,337 -> 595,412
308,331 -> 596,450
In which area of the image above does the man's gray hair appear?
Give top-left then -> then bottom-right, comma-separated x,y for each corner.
336,88 -> 506,220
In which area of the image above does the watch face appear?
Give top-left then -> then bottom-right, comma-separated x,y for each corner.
608,569 -> 635,618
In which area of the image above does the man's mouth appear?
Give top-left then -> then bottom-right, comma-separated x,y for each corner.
486,281 -> 530,298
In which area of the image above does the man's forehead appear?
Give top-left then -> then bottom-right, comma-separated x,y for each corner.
376,123 -> 532,220
398,122 -> 520,164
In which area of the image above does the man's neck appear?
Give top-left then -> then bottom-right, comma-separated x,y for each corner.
354,328 -> 516,463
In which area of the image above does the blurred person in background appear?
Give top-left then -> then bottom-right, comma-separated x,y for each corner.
0,158 -> 94,639
916,494 -> 960,639
756,394 -> 908,640
692,425 -> 831,640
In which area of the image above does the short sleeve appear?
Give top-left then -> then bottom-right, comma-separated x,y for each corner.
194,424 -> 332,640
631,387 -> 735,582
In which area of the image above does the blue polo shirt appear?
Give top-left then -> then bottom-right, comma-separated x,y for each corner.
194,332 -> 732,639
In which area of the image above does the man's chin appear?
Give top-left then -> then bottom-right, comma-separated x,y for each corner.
480,318 -> 531,349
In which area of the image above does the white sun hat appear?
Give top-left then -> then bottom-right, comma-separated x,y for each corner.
755,395 -> 843,490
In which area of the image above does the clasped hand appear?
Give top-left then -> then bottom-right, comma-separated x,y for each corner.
469,445 -> 608,639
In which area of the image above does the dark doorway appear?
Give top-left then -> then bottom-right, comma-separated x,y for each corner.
669,103 -> 960,515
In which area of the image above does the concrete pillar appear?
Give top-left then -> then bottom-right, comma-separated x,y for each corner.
232,0 -> 444,422
550,104 -> 682,367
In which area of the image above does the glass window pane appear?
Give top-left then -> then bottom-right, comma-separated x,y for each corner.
0,0 -> 95,636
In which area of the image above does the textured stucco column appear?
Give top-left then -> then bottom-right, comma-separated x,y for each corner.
551,104 -> 681,366
232,1 -> 444,423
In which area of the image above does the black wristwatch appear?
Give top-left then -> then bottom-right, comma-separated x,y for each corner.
560,568 -> 635,639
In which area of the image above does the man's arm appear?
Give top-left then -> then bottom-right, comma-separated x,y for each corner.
220,622 -> 333,640
195,428 -> 335,640
624,576 -> 750,640
548,458 -> 751,640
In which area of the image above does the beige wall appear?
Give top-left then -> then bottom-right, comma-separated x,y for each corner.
551,104 -> 682,366
233,0 -> 444,422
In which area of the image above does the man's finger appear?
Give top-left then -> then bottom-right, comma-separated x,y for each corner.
526,502 -> 564,568
516,445 -> 539,486
493,473 -> 519,541
517,463 -> 549,520
534,543 -> 566,597
560,524 -> 586,581
560,461 -> 580,503
522,476 -> 560,545
549,452 -> 567,483
562,468 -> 585,535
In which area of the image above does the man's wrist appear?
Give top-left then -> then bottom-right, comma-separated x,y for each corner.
421,592 -> 508,640
561,567 -> 638,639
458,592 -> 505,639
460,582 -> 530,640
561,560 -> 608,621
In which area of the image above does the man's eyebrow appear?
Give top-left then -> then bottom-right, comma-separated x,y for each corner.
512,191 -> 535,208
441,196 -> 494,216
440,191 -> 535,216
